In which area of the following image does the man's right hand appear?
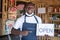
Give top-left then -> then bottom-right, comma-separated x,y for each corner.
22,31 -> 29,36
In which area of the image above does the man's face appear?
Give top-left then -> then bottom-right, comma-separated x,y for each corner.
17,4 -> 25,10
26,5 -> 35,14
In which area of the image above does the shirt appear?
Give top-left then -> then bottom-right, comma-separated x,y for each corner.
13,15 -> 42,30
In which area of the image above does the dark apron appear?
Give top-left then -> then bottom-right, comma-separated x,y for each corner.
22,15 -> 38,40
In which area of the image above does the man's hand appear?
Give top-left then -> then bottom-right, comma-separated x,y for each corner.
22,31 -> 29,36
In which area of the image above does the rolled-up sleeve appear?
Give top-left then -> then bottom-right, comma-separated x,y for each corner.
13,16 -> 24,30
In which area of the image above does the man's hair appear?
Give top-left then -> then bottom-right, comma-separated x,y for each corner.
16,1 -> 26,6
26,2 -> 35,7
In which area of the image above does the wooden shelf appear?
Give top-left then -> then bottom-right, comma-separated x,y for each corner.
52,20 -> 60,22
47,5 -> 60,38
48,13 -> 60,15
50,12 -> 60,14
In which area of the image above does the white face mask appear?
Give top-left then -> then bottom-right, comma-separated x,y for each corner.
25,12 -> 34,16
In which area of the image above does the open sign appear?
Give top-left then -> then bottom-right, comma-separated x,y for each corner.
36,24 -> 54,36
39,28 -> 53,33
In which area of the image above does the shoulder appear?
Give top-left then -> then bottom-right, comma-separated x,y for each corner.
34,15 -> 41,19
17,15 -> 25,20
34,15 -> 42,23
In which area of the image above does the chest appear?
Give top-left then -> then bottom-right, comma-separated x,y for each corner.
25,16 -> 37,23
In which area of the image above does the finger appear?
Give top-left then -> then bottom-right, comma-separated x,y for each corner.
28,31 -> 32,33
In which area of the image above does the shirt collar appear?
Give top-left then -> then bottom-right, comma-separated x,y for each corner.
25,12 -> 34,17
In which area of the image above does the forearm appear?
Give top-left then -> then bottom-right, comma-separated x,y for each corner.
11,28 -> 22,35
11,28 -> 29,36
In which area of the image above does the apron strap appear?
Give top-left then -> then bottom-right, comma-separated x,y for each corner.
34,16 -> 38,23
24,15 -> 38,23
24,15 -> 26,23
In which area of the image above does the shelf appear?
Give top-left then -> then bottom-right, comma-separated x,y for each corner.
52,20 -> 60,22
48,12 -> 60,14
47,5 -> 60,37
51,12 -> 60,14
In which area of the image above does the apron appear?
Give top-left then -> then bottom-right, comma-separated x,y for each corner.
22,15 -> 38,40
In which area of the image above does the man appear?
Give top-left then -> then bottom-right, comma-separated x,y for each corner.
16,1 -> 26,17
11,2 -> 42,40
